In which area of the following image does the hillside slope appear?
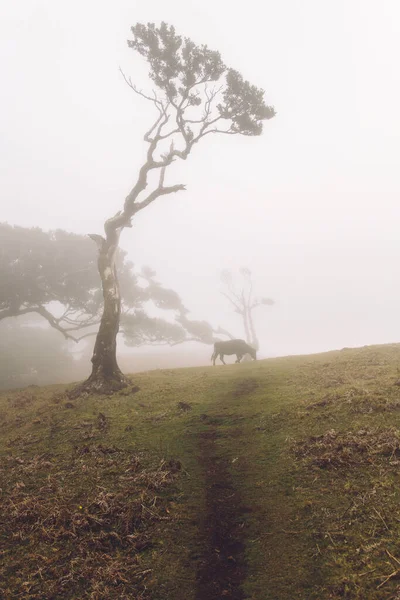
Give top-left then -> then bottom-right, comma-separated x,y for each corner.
2,344 -> 400,599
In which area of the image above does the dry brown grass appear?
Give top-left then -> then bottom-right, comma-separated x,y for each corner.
0,443 -> 181,599
293,426 -> 400,469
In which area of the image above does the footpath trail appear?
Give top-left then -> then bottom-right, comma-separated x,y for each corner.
195,418 -> 247,600
187,371 -> 316,600
192,378 -> 262,600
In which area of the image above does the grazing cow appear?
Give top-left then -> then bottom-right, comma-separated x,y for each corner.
211,339 -> 257,366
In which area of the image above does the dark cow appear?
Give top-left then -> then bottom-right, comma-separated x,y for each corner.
211,339 -> 257,366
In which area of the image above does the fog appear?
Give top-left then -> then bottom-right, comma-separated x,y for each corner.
2,0 -> 400,371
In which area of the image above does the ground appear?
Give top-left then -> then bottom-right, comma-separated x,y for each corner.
2,344 -> 400,598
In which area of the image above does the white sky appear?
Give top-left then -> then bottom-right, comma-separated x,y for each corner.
1,0 -> 400,357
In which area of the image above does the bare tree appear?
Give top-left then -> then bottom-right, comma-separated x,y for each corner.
220,267 -> 274,352
75,22 -> 275,395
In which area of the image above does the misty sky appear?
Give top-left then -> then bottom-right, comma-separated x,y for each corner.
1,0 -> 400,358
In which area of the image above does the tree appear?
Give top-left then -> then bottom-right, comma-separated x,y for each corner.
121,266 -> 226,347
0,223 -> 226,353
220,267 -> 274,351
77,21 -> 275,394
0,223 -> 103,339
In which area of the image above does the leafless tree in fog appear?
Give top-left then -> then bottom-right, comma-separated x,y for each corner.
220,267 -> 274,352
75,22 -> 275,395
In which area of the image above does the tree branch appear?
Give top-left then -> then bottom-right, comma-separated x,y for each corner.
220,291 -> 243,313
250,301 -> 261,309
114,62 -> 244,239
56,305 -> 73,324
73,331 -> 98,343
119,68 -> 165,112
0,304 -> 98,344
63,320 -> 100,332
133,182 -> 186,214
247,277 -> 253,311
88,234 -> 106,250
144,110 -> 170,144
214,326 -> 236,340
169,337 -> 213,346
33,306 -> 83,342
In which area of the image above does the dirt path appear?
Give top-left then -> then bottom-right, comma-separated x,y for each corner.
195,418 -> 248,600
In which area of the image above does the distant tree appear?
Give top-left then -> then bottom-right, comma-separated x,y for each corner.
220,267 -> 274,351
0,223 -> 139,340
79,21 -> 275,394
0,223 -> 222,348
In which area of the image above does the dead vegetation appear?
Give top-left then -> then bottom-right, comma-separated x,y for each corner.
291,426 -> 400,598
8,391 -> 37,409
0,443 -> 182,599
293,426 -> 400,469
306,387 -> 400,415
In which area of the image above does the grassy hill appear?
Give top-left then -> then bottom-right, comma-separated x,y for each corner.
2,344 -> 400,599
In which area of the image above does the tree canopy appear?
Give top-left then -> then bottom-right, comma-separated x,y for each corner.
0,223 -> 221,348
128,22 -> 275,141
1,223 -> 118,340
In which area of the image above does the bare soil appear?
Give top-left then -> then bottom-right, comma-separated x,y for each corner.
195,421 -> 248,600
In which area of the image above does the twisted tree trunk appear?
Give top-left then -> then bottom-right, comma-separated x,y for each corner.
88,234 -> 128,390
70,228 -> 129,396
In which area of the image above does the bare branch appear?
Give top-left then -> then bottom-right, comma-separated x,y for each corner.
33,306 -> 83,342
88,234 -> 106,250
117,72 -> 236,223
73,331 -> 98,343
55,304 -> 74,324
114,69 -> 239,238
224,278 -> 244,305
0,304 -> 100,344
220,291 -> 243,313
144,110 -> 169,144
133,182 -> 186,214
214,326 -> 235,340
119,67 -> 165,111
247,276 -> 253,310
169,337 -> 213,346
158,164 -> 166,189
158,128 -> 181,140
204,85 -> 223,119
62,312 -> 96,326
122,130 -> 178,214
159,141 -> 175,188
63,320 -> 100,332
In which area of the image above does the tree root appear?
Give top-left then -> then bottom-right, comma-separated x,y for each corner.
68,372 -> 130,399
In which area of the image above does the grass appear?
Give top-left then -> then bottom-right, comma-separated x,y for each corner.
2,344 -> 400,598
